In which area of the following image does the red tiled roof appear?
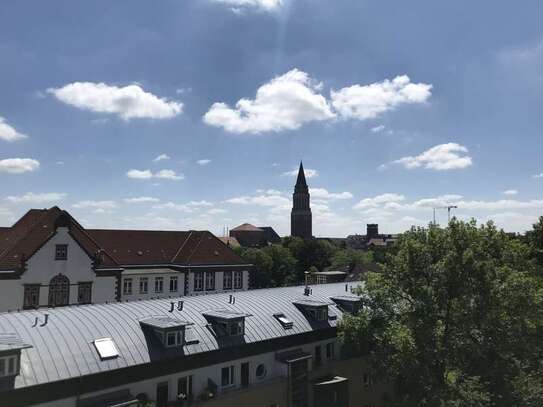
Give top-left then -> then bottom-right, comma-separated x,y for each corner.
0,207 -> 249,273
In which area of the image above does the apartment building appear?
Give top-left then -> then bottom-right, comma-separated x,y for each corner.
0,207 -> 252,312
0,283 -> 386,407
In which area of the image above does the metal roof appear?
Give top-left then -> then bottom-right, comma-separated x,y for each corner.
0,333 -> 32,353
330,295 -> 362,303
0,282 -> 360,391
139,316 -> 193,330
202,309 -> 252,321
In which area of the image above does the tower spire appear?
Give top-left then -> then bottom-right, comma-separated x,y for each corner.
291,160 -> 312,239
295,161 -> 308,191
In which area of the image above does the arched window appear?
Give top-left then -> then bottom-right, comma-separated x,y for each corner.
48,274 -> 70,307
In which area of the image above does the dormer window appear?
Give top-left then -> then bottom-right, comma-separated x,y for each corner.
0,355 -> 18,377
0,333 -> 32,379
55,244 -> 68,260
203,309 -> 251,338
140,317 -> 193,348
330,295 -> 363,314
293,299 -> 331,322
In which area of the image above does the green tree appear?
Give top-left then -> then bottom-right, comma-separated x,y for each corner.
236,247 -> 273,289
283,237 -> 337,281
339,220 -> 543,407
263,245 -> 298,286
330,248 -> 373,270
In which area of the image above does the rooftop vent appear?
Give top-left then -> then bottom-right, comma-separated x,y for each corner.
93,338 -> 119,360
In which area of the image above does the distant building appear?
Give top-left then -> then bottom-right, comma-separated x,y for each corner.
229,224 -> 281,248
291,162 -> 312,239
0,207 -> 253,312
0,283 -> 388,407
346,224 -> 397,250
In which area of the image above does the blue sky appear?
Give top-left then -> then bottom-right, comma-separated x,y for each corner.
1,0 -> 542,237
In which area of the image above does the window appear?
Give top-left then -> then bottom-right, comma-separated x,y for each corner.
93,338 -> 119,360
363,373 -> 373,388
274,313 -> 293,329
309,307 -> 328,321
123,278 -> 133,295
255,364 -> 267,379
229,321 -> 244,336
234,271 -> 243,289
140,277 -> 148,294
23,285 -> 40,309
315,345 -> 322,367
178,375 -> 193,400
205,272 -> 215,291
155,277 -> 164,293
166,330 -> 183,347
170,276 -> 178,292
55,244 -> 68,260
221,365 -> 235,387
48,274 -> 70,307
194,272 -> 203,291
223,271 -> 232,290
326,342 -> 335,360
0,355 -> 18,377
78,282 -> 92,304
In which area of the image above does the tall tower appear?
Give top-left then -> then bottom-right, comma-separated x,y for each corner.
291,161 -> 312,239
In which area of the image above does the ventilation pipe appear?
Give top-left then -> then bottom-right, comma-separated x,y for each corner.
177,301 -> 184,311
32,317 -> 38,327
169,302 -> 175,312
40,314 -> 49,327
229,295 -> 233,304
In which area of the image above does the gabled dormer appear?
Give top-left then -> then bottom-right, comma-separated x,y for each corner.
202,309 -> 251,338
293,298 -> 331,322
140,316 -> 193,348
0,333 -> 32,391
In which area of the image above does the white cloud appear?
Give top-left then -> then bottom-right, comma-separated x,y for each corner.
73,200 -> 117,210
204,69 -> 336,134
390,143 -> 473,171
207,208 -> 228,215
282,167 -> 319,178
331,75 -> 432,121
225,191 -> 290,208
503,189 -> 518,196
212,0 -> 283,12
353,193 -> 406,210
126,169 -> 184,180
153,154 -> 170,162
197,159 -> 212,165
533,173 -> 543,179
310,188 -> 353,201
124,197 -> 160,203
5,192 -> 66,204
0,158 -> 40,174
0,117 -> 28,142
154,202 -> 194,213
47,82 -> 183,120
370,125 -> 385,133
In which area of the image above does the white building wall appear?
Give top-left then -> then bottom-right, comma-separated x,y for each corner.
120,271 -> 185,301
34,338 -> 338,407
186,269 -> 250,296
0,227 -> 116,312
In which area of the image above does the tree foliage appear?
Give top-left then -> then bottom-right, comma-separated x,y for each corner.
339,219 -> 543,406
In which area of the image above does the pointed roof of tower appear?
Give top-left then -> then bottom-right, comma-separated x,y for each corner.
295,161 -> 308,188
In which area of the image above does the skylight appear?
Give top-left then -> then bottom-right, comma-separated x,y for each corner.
273,313 -> 293,329
93,338 -> 119,360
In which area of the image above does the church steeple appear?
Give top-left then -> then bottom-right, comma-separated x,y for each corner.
291,161 -> 312,239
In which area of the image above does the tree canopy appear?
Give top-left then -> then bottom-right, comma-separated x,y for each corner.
339,219 -> 543,406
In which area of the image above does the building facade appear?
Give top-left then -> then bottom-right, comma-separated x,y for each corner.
291,162 -> 312,239
0,207 -> 252,312
0,283 -> 387,407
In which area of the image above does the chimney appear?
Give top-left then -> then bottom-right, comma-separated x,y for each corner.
367,224 -> 379,239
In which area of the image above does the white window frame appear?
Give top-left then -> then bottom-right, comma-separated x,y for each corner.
223,271 -> 232,290
123,278 -> 133,295
221,365 -> 235,387
194,272 -> 204,291
139,277 -> 148,294
234,271 -> 243,289
205,272 -> 215,291
170,276 -> 178,292
0,355 -> 18,377
155,277 -> 164,293
166,330 -> 183,347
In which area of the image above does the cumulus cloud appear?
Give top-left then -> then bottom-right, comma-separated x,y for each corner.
126,169 -> 184,180
533,173 -> 543,179
204,69 -> 336,134
204,70 -> 432,134
225,191 -> 290,208
371,125 -> 385,133
389,143 -> 473,171
503,189 -> 518,196
212,0 -> 283,12
353,193 -> 406,210
5,192 -> 66,203
0,117 -> 28,142
282,167 -> 319,178
47,82 -> 183,120
197,159 -> 212,165
331,75 -> 432,121
310,188 -> 353,201
0,158 -> 40,174
124,196 -> 160,203
153,154 -> 170,162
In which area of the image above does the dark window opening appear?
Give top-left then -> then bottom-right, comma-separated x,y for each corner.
55,244 -> 68,260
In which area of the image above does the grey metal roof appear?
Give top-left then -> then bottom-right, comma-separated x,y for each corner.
0,282 -> 361,391
139,316 -> 193,330
330,295 -> 362,303
292,298 -> 333,307
202,309 -> 252,321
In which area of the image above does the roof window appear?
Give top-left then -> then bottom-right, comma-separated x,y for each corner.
93,338 -> 119,360
273,313 -> 293,329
